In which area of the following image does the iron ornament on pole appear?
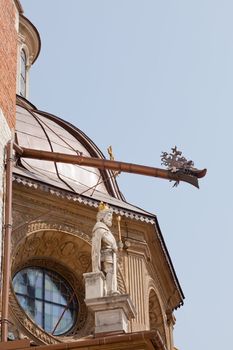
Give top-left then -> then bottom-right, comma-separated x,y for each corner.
160,146 -> 205,187
14,143 -> 207,188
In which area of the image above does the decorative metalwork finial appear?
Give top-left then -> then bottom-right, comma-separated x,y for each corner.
107,145 -> 121,178
107,145 -> 115,161
161,146 -> 196,187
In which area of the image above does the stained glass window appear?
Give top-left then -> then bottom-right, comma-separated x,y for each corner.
13,267 -> 78,335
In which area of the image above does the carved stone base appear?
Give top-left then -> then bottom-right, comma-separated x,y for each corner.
85,294 -> 136,334
83,271 -> 105,299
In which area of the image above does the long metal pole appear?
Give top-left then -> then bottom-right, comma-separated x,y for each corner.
14,145 -> 206,188
1,140 -> 13,342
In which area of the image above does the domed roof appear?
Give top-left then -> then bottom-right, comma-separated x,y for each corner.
15,96 -> 122,196
14,96 -> 155,221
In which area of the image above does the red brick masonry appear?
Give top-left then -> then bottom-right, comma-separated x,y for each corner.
0,0 -> 18,129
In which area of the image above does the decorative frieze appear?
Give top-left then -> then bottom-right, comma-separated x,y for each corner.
13,174 -> 156,224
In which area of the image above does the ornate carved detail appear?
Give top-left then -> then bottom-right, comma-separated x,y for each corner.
2,317 -> 22,341
148,288 -> 167,347
13,230 -> 89,266
13,174 -> 156,224
13,210 -> 33,230
12,220 -> 92,247
13,192 -> 96,229
76,251 -> 91,269
9,291 -> 60,345
166,309 -> 176,327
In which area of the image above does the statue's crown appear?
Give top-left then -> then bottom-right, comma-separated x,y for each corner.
98,202 -> 110,212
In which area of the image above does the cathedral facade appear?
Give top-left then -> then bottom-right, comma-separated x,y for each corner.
0,2 -> 183,349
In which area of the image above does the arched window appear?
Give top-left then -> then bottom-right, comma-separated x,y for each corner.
20,49 -> 27,97
13,267 -> 78,335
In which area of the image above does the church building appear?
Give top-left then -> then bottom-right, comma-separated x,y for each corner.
0,2 -> 184,349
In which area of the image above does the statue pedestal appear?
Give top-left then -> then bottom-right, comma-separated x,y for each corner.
85,294 -> 136,334
83,271 -> 105,299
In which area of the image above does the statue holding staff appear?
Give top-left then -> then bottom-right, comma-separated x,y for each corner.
92,202 -> 118,295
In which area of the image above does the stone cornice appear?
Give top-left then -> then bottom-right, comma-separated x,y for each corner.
13,173 -> 156,224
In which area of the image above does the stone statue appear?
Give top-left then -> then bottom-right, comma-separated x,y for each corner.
92,202 -> 118,295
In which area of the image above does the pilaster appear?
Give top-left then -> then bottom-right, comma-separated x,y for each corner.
125,239 -> 150,332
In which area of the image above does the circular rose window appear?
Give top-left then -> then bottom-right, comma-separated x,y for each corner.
13,267 -> 78,335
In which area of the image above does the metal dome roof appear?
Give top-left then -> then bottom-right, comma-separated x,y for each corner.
14,96 -> 155,221
15,96 -> 123,198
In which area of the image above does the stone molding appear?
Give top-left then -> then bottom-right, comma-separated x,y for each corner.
85,294 -> 136,334
85,294 -> 136,319
12,219 -> 92,248
146,280 -> 169,348
19,14 -> 40,64
13,174 -> 156,224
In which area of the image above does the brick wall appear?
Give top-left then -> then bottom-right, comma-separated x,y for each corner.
0,0 -> 18,282
0,0 -> 18,129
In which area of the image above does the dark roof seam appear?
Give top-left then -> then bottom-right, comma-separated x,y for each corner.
26,108 -> 77,193
36,109 -> 123,200
35,114 -> 82,155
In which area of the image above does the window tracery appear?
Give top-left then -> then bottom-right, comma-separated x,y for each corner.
13,267 -> 78,335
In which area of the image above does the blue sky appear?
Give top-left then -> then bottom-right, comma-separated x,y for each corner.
21,1 -> 233,349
